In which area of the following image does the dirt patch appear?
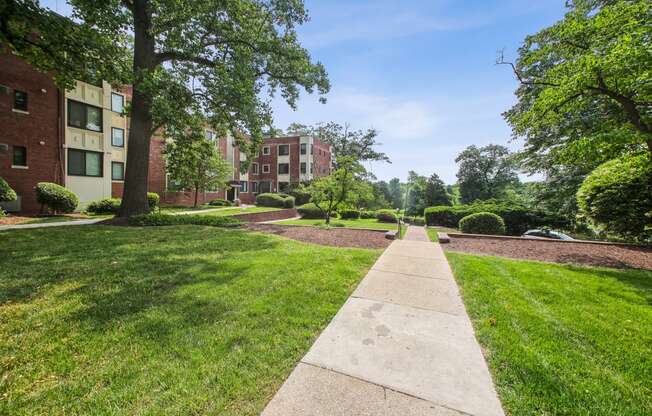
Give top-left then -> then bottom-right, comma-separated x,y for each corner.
444,236 -> 652,270
246,224 -> 391,249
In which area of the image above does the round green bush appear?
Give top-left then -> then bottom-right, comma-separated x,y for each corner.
376,209 -> 398,223
87,198 -> 121,214
288,185 -> 311,205
297,203 -> 325,219
340,209 -> 360,219
0,177 -> 17,202
459,212 -> 506,235
282,195 -> 295,208
147,192 -> 160,210
35,182 -> 78,213
256,192 -> 294,208
577,154 -> 652,239
208,198 -> 232,207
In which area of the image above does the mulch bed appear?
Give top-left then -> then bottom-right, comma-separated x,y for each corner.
245,224 -> 391,249
444,236 -> 652,270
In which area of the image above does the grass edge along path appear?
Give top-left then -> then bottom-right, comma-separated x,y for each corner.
446,252 -> 652,416
0,225 -> 381,415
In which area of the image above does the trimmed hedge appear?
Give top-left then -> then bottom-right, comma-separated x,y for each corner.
359,210 -> 376,219
339,209 -> 360,219
459,212 -> 506,235
87,198 -> 121,214
208,198 -> 232,207
147,192 -> 160,209
403,215 -> 425,226
128,213 -> 241,227
376,209 -> 398,223
288,186 -> 311,205
424,200 -> 557,236
297,203 -> 325,219
256,192 -> 295,208
35,182 -> 78,213
0,177 -> 17,202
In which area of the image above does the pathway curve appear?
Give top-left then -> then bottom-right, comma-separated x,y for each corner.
262,225 -> 504,416
0,218 -> 103,231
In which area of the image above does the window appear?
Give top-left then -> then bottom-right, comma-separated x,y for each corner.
252,181 -> 259,193
300,162 -> 306,174
259,181 -> 271,193
240,181 -> 248,193
13,90 -> 27,112
311,144 -> 314,155
278,163 -> 289,174
262,164 -> 270,173
262,146 -> 270,155
111,93 -> 124,113
251,162 -> 259,174
68,100 -> 102,132
300,143 -> 307,155
279,182 -> 290,192
166,174 -> 184,191
310,162 -> 314,174
111,162 -> 124,180
206,130 -> 216,141
68,149 -> 103,177
278,144 -> 289,156
111,127 -> 125,147
13,146 -> 27,166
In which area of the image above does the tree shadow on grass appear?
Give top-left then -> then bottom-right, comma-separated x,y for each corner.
0,226 -> 284,342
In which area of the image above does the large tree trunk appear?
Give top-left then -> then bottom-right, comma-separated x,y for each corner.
194,185 -> 199,208
119,0 -> 156,217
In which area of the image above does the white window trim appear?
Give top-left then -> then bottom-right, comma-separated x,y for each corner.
251,162 -> 259,175
11,109 -> 29,115
278,144 -> 290,156
262,146 -> 270,155
111,92 -> 125,113
11,165 -> 28,169
278,163 -> 290,175
262,164 -> 270,173
240,181 -> 248,193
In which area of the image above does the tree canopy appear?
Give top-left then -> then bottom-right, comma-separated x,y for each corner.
2,0 -> 329,216
455,145 -> 518,204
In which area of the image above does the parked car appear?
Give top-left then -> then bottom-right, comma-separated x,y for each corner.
522,229 -> 574,241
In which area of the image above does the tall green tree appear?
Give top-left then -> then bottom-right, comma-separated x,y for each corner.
405,171 -> 427,216
164,119 -> 232,208
455,145 -> 518,204
501,0 -> 652,166
2,0 -> 329,216
424,173 -> 452,207
387,178 -> 404,209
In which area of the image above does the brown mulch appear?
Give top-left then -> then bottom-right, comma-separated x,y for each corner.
444,236 -> 652,270
245,224 -> 391,249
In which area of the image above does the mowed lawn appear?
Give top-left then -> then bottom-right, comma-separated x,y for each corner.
278,217 -> 399,231
0,225 -> 380,415
447,252 -> 652,415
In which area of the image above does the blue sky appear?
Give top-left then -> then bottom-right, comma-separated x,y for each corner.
43,0 -> 567,183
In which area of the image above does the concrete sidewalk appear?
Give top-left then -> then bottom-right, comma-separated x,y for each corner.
262,226 -> 504,416
0,218 -> 103,231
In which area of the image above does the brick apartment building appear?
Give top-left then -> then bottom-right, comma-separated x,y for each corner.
0,49 -> 332,212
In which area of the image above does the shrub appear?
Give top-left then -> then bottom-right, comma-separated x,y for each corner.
577,154 -> 652,240
256,192 -> 294,208
339,209 -> 360,219
359,210 -> 376,219
376,209 -> 398,223
0,177 -> 17,202
297,203 -> 325,219
208,198 -> 232,207
459,212 -> 506,235
424,200 -> 552,235
283,195 -> 295,208
147,192 -> 160,210
128,213 -> 241,227
403,215 -> 425,226
287,184 -> 311,205
87,198 -> 121,214
35,182 -> 78,213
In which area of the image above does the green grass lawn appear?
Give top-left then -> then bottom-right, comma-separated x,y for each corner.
0,226 -> 380,415
447,252 -> 652,415
278,217 -> 400,231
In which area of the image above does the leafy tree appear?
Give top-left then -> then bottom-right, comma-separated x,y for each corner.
424,173 -> 452,207
2,0 -> 329,216
501,0 -> 652,165
164,121 -> 232,208
0,177 -> 17,203
308,157 -> 369,224
577,153 -> 651,240
405,171 -> 428,216
388,178 -> 404,209
455,145 -> 518,204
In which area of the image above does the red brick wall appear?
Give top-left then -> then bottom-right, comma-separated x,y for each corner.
0,50 -> 63,213
312,140 -> 332,178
